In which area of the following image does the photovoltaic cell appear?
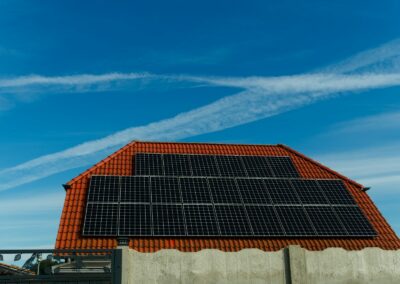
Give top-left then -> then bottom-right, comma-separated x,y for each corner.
214,155 -> 247,177
317,180 -> 356,205
150,176 -> 181,203
264,179 -> 300,204
305,206 -> 347,236
119,204 -> 152,236
152,204 -> 186,236
208,178 -> 242,204
215,205 -> 252,236
120,176 -> 150,203
245,205 -> 284,235
180,177 -> 212,204
83,203 -> 118,236
334,206 -> 376,236
236,178 -> 271,204
266,156 -> 300,178
291,179 -> 328,204
163,154 -> 192,176
275,206 -> 315,236
134,153 -> 164,176
184,205 -> 219,236
241,156 -> 274,177
189,154 -> 220,177
87,176 -> 120,202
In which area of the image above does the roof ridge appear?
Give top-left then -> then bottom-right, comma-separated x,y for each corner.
132,140 -> 279,147
277,144 -> 364,189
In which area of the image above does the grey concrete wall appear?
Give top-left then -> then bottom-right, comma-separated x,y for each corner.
121,246 -> 400,284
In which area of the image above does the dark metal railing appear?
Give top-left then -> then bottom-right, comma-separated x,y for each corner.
0,248 -> 122,283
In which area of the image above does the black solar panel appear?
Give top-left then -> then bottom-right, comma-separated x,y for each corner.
291,180 -> 328,204
83,203 -> 119,236
334,206 -> 376,236
184,205 -> 219,236
152,204 -> 186,236
266,156 -> 300,178
264,179 -> 300,204
245,205 -> 284,235
85,152 -> 377,239
134,153 -> 164,176
119,204 -> 152,236
275,206 -> 315,236
150,176 -> 181,203
236,178 -> 271,204
87,176 -> 120,202
317,180 -> 356,205
180,177 -> 212,203
189,155 -> 220,177
214,155 -> 247,177
120,176 -> 150,203
241,156 -> 274,177
215,205 -> 252,236
208,178 -> 242,204
163,154 -> 192,176
305,206 -> 347,236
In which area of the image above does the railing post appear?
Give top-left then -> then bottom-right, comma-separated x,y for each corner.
112,248 -> 123,284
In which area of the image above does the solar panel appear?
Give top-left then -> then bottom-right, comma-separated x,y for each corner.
317,180 -> 356,205
119,204 -> 152,236
266,156 -> 299,178
245,205 -> 284,235
83,203 -> 119,236
264,179 -> 300,204
184,205 -> 219,236
120,176 -> 150,203
87,176 -> 120,203
334,206 -> 376,236
163,154 -> 192,176
291,179 -> 329,204
134,153 -> 164,176
83,169 -> 376,238
215,205 -> 252,236
189,154 -> 220,177
180,177 -> 212,203
241,156 -> 274,177
208,178 -> 242,204
152,204 -> 186,236
236,178 -> 271,204
275,206 -> 315,236
305,206 -> 347,236
150,176 -> 181,203
214,155 -> 247,177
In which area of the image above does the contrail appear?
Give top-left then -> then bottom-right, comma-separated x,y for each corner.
0,40 -> 400,191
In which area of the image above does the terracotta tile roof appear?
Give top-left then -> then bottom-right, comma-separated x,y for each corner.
0,263 -> 35,275
55,141 -> 400,252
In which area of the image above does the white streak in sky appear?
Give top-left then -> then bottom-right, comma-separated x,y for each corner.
1,39 -> 400,191
0,72 -> 151,88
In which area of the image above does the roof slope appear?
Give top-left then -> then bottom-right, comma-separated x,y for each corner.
55,141 -> 400,252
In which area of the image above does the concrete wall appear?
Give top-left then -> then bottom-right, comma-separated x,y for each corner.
121,246 -> 400,284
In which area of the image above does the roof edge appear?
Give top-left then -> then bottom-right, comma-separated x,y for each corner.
277,144 -> 364,189
66,140 -> 137,185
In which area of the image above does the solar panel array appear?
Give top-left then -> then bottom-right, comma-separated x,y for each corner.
134,153 -> 300,178
82,175 -> 376,237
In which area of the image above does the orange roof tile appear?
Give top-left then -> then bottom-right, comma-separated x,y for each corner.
55,141 -> 400,251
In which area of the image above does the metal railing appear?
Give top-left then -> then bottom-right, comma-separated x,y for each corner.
0,249 -> 121,283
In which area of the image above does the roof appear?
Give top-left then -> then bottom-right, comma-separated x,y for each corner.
0,263 -> 34,275
55,141 -> 400,252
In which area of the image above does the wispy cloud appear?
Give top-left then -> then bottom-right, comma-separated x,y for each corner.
1,39 -> 400,191
324,111 -> 400,135
0,72 -> 151,88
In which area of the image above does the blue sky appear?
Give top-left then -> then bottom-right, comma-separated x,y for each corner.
0,0 -> 400,249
